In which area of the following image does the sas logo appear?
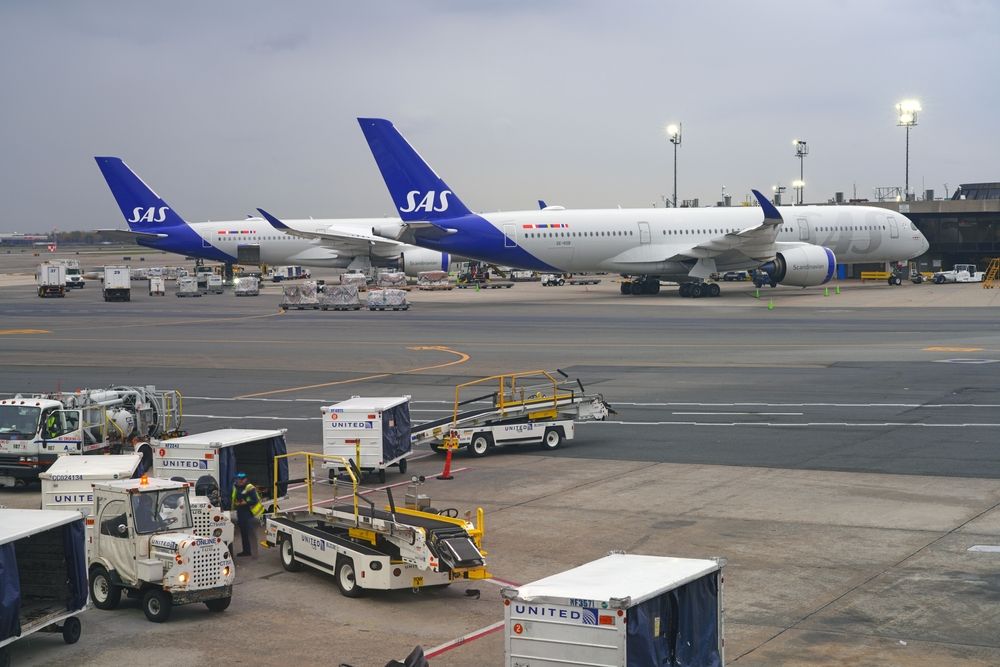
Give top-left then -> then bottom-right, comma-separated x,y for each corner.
400,190 -> 452,213
128,206 -> 169,223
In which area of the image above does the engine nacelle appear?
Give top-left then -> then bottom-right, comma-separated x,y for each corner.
372,223 -> 407,241
760,246 -> 836,287
400,249 -> 450,277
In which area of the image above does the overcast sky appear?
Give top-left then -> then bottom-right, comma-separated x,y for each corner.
1,0 -> 997,232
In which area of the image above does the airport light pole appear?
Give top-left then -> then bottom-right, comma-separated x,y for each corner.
666,123 -> 682,207
772,184 -> 786,206
792,179 -> 805,206
896,99 -> 921,199
793,139 -> 808,204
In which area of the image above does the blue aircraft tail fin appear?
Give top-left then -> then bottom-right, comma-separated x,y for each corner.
94,157 -> 188,230
357,118 -> 473,222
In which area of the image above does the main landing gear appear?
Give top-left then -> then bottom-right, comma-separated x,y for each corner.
678,282 -> 721,298
619,276 -> 661,295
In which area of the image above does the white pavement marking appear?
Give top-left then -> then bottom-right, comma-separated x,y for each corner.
583,421 -> 1000,428
672,411 -> 804,416
968,545 -> 1000,553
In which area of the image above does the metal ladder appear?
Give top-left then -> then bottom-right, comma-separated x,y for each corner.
984,258 -> 1000,289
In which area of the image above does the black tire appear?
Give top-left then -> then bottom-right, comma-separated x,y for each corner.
895,277 -> 902,286
398,457 -> 408,474
708,283 -> 721,297
468,433 -> 492,457
620,282 -> 630,294
689,283 -> 703,298
280,535 -> 303,572
648,280 -> 660,295
934,275 -> 945,284
0,646 -> 9,667
542,428 -> 563,450
679,283 -> 691,298
61,616 -> 82,644
430,443 -> 446,454
377,468 -> 387,483
335,557 -> 364,598
89,565 -> 121,610
141,588 -> 172,623
204,596 -> 231,612
629,282 -> 643,295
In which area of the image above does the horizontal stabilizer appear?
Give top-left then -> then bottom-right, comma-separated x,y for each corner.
94,228 -> 169,239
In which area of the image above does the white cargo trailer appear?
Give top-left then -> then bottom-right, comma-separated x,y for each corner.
39,454 -> 142,512
0,509 -> 88,666
148,276 -> 166,296
36,264 -> 66,298
102,265 -> 131,302
503,554 -> 725,667
150,428 -> 289,511
321,397 -> 412,482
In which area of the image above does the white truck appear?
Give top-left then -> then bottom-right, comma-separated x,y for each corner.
452,419 -> 576,457
503,554 -> 726,667
322,397 -> 412,482
0,509 -> 88,666
38,453 -> 235,548
0,385 -> 183,486
102,265 -> 132,301
932,263 -> 985,284
148,428 -> 289,513
265,454 -> 490,597
53,259 -> 85,289
87,477 -> 235,622
36,263 -> 66,298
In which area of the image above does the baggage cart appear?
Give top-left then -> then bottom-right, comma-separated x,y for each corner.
322,397 -> 412,482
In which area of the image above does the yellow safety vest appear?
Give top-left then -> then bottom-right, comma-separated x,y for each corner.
232,483 -> 264,517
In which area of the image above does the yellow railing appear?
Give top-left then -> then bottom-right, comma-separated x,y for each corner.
272,451 -> 359,518
983,258 -> 1000,289
860,271 -> 890,282
450,371 -> 572,432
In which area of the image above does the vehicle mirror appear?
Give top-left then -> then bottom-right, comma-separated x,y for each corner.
117,524 -> 129,537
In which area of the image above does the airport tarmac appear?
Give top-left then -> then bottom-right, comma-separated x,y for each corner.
2,253 -> 1000,666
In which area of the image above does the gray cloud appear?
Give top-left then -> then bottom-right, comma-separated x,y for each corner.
0,0 -> 997,232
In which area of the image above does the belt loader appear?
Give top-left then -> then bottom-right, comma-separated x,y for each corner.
265,452 -> 489,597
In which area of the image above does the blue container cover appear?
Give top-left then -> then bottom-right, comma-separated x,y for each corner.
381,403 -> 412,461
626,573 -> 720,667
0,542 -> 21,641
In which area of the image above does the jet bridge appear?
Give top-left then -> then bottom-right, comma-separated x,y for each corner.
410,370 -> 612,448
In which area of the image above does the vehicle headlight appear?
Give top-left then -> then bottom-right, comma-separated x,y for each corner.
178,572 -> 189,584
222,565 -> 231,577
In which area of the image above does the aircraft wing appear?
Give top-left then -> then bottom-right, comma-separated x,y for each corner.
256,209 -> 403,254
95,228 -> 169,239
616,190 -> 784,278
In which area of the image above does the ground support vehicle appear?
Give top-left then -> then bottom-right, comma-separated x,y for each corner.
322,398 -> 411,483
503,554 -> 725,667
0,509 -> 88,666
102,265 -> 131,301
541,274 -> 565,286
36,264 -> 66,298
39,453 -> 234,547
86,477 -> 234,622
148,276 -> 166,295
149,428 -> 289,513
410,371 -> 611,458
722,270 -> 750,281
234,276 -> 259,296
265,453 -> 490,597
0,385 -> 183,486
269,265 -> 310,282
176,275 -> 201,297
206,274 -> 224,294
54,260 -> 85,289
932,264 -> 985,284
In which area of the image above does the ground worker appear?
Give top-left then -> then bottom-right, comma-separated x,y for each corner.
44,411 -> 59,438
231,472 -> 264,557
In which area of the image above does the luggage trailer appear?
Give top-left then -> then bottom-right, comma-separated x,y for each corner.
265,452 -> 490,597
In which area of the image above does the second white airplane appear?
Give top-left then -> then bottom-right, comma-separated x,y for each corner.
357,118 -> 929,297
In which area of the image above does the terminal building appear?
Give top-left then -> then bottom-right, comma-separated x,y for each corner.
864,182 -> 1000,272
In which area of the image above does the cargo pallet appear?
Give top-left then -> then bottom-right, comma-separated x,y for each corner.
321,304 -> 363,311
368,305 -> 410,311
281,304 -> 321,310
456,281 -> 513,289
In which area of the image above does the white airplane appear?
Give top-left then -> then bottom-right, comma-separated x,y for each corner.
357,118 -> 930,297
94,157 -> 451,276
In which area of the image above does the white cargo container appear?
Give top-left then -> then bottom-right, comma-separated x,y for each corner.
150,428 -> 289,511
503,554 -> 725,667
206,274 -> 224,294
321,397 -> 412,482
102,265 -> 131,302
176,275 -> 201,297
148,276 -> 166,296
39,454 -> 142,513
234,276 -> 259,296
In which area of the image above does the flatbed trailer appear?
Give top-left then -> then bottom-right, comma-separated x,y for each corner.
264,453 -> 489,597
568,277 -> 601,285
456,280 -> 513,289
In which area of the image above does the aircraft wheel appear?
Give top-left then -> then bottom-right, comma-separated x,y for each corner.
679,283 -> 691,298
629,282 -> 643,295
620,282 -> 630,295
708,283 -> 721,297
689,283 -> 703,298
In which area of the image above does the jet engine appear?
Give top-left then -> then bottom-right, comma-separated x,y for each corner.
759,246 -> 836,287
400,248 -> 450,276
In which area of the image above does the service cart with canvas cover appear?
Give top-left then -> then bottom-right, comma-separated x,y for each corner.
322,397 -> 411,482
39,453 -> 234,548
0,509 -> 88,667
264,452 -> 490,597
502,554 -> 725,667
150,428 -> 289,511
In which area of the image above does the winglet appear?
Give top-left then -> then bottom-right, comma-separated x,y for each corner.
257,208 -> 290,230
538,200 -> 547,210
751,189 -> 782,223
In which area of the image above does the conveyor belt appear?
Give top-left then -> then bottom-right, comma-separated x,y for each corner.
331,505 -> 457,532
270,516 -> 384,557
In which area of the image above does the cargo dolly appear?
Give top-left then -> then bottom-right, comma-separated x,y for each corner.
264,452 -> 490,597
